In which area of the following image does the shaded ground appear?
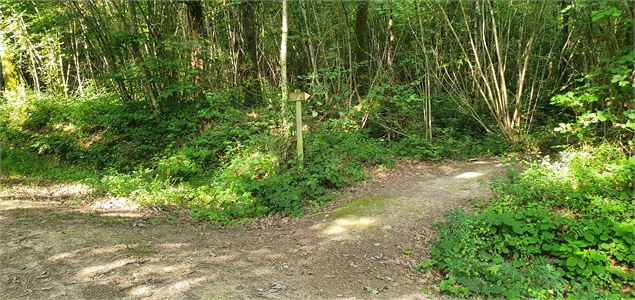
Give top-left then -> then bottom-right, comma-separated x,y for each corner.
0,160 -> 506,299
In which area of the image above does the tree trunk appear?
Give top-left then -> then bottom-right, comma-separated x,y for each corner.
0,54 -> 4,93
130,2 -> 159,115
300,0 -> 319,87
386,0 -> 394,76
354,0 -> 371,96
240,0 -> 261,106
185,1 -> 205,92
280,0 -> 289,121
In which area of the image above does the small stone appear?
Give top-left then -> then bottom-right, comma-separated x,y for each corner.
373,243 -> 381,247
269,283 -> 287,293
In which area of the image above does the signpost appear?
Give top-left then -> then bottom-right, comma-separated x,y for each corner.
289,89 -> 311,161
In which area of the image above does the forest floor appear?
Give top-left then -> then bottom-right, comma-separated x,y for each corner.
0,159 -> 506,300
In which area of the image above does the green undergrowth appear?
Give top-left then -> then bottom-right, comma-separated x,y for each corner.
419,144 -> 635,299
0,146 -> 100,184
96,121 -> 393,223
1,88 -> 524,223
391,132 -> 509,160
0,89 -> 566,224
0,92 -> 394,223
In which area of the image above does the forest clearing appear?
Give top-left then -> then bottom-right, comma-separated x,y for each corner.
1,0 -> 633,299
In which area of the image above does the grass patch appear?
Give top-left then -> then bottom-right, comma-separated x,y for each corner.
0,146 -> 100,185
125,244 -> 159,255
328,196 -> 388,219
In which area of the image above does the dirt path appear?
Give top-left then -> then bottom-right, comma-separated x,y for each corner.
0,160 -> 505,299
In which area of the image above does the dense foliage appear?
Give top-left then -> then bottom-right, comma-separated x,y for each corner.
421,146 -> 634,298
1,90 -> 394,222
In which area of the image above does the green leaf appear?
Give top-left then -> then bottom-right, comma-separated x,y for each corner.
503,287 -> 522,299
512,224 -> 525,234
583,233 -> 596,243
592,265 -> 605,275
492,255 -> 504,264
566,257 -> 578,267
611,74 -> 627,83
541,232 -> 555,240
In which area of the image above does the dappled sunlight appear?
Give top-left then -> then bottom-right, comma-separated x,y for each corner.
0,182 -> 94,199
454,171 -> 484,179
248,247 -> 286,260
473,160 -> 494,165
53,122 -> 78,134
47,243 -> 192,263
91,196 -> 139,211
128,275 -> 215,299
128,262 -> 194,280
0,200 -> 58,211
76,258 -> 137,279
47,245 -> 125,263
155,243 -> 188,250
89,196 -> 146,217
97,211 -> 146,218
60,245 -> 219,299
78,132 -> 104,150
316,216 -> 376,238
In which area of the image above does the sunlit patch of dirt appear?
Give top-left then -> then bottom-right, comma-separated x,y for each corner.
0,179 -> 95,201
90,196 -> 139,211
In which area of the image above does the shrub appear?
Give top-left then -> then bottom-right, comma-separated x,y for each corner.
422,144 -> 634,298
186,122 -> 393,222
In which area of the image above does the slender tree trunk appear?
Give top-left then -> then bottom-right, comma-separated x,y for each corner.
185,1 -> 205,93
130,2 -> 159,115
71,21 -> 84,95
0,58 -> 4,93
59,56 -> 68,97
240,0 -> 261,106
0,42 -> 4,93
280,0 -> 289,119
386,0 -> 395,77
354,0 -> 371,97
300,0 -> 319,87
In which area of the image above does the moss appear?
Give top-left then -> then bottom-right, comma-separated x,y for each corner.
328,196 -> 388,220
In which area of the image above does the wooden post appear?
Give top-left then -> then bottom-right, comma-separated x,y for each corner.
289,89 -> 311,161
296,98 -> 303,160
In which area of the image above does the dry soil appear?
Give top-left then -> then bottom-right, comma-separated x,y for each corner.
0,159 -> 506,299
